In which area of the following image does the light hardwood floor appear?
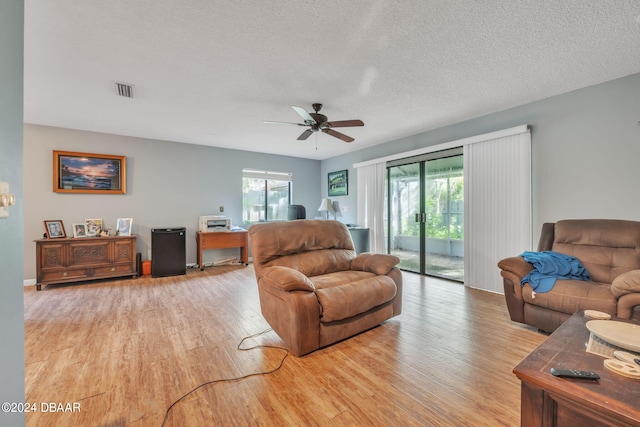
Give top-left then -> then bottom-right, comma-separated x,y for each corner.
24,265 -> 546,426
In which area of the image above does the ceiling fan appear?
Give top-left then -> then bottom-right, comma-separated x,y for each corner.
264,103 -> 364,143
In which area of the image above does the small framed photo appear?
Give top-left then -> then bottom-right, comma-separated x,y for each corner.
116,218 -> 133,236
328,169 -> 348,197
73,223 -> 88,238
43,220 -> 66,239
85,218 -> 103,237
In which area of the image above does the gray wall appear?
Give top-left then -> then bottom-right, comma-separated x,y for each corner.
322,72 -> 640,238
0,0 -> 25,425
25,73 -> 640,282
23,125 -> 321,280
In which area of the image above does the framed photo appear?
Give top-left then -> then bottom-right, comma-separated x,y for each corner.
43,220 -> 66,239
73,223 -> 88,238
328,170 -> 348,197
53,150 -> 126,194
116,218 -> 133,236
85,218 -> 103,237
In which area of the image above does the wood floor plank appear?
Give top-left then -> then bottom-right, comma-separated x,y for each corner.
24,265 -> 546,426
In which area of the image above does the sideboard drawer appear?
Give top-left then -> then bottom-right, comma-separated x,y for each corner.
41,268 -> 88,282
94,264 -> 135,276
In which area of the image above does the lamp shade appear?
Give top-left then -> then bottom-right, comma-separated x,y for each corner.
332,201 -> 340,218
317,198 -> 334,213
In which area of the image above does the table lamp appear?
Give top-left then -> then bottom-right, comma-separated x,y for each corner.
317,198 -> 334,220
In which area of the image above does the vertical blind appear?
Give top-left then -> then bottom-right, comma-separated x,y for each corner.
355,125 -> 531,294
463,129 -> 531,293
356,162 -> 386,253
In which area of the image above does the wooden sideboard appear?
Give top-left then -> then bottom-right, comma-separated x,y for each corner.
35,235 -> 137,291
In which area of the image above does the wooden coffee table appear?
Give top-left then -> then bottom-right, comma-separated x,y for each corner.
513,311 -> 640,427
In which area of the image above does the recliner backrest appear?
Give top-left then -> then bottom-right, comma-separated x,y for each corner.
545,219 -> 640,284
249,220 -> 356,279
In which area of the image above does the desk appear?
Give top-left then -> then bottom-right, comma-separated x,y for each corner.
513,311 -> 640,427
196,231 -> 248,269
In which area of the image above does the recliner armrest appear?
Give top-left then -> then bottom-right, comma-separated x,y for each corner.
611,269 -> 640,297
259,266 -> 315,292
497,256 -> 533,279
351,253 -> 400,275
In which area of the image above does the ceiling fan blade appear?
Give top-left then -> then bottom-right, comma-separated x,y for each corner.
263,120 -> 308,126
325,119 -> 364,128
292,106 -> 316,125
297,129 -> 314,140
323,128 -> 354,143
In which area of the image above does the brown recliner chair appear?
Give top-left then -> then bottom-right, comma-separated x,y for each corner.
248,220 -> 402,357
498,219 -> 640,332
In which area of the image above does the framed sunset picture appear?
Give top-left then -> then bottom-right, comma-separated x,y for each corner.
53,150 -> 126,194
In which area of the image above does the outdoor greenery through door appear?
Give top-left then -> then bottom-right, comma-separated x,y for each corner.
386,153 -> 464,281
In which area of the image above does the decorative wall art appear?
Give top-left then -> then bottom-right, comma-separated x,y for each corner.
43,220 -> 66,238
53,150 -> 126,194
328,170 -> 348,197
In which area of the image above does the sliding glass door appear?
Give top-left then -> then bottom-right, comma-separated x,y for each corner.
423,156 -> 464,280
387,152 -> 464,281
388,163 -> 421,272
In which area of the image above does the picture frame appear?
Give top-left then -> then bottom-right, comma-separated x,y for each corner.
328,170 -> 348,197
53,150 -> 126,194
73,223 -> 88,238
116,218 -> 133,236
43,220 -> 66,239
85,218 -> 103,237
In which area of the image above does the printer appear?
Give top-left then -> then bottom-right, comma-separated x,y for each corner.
199,215 -> 231,232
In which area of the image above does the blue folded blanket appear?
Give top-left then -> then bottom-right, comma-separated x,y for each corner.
520,251 -> 591,293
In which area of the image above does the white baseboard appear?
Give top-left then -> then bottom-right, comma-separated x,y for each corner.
24,279 -> 36,287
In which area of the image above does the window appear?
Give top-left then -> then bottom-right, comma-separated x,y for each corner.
242,169 -> 292,223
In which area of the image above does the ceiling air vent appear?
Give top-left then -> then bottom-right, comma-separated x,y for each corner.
113,82 -> 134,98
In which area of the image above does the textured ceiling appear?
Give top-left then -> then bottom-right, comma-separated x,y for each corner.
24,1 -> 640,160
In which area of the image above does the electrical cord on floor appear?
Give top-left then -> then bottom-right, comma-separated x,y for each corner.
160,328 -> 288,427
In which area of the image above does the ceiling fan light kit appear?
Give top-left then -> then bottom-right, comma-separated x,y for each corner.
265,103 -> 364,143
